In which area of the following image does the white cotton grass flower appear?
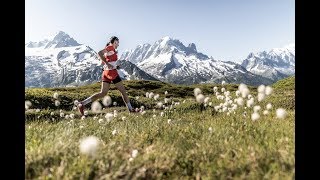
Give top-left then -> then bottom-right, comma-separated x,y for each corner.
253,105 -> 261,113
50,112 -> 55,116
98,119 -> 104,123
235,90 -> 241,97
263,110 -> 269,115
154,94 -> 160,100
160,112 -> 164,117
247,94 -> 253,100
53,92 -> 59,99
80,125 -> 84,129
148,92 -> 154,99
25,100 -> 32,110
141,111 -> 146,115
276,108 -> 287,119
70,114 -> 75,119
224,91 -> 230,96
140,106 -> 145,111
167,119 -> 172,124
196,94 -> 205,103
91,101 -> 102,113
165,91 -> 168,95
257,93 -> 266,102
84,110 -> 88,116
208,127 -> 213,133
135,96 -> 139,100
156,102 -> 163,109
221,80 -> 226,85
112,129 -> 117,135
204,97 -> 210,104
152,114 -> 157,118
65,115 -> 69,119
265,86 -> 273,96
113,110 -> 118,117
146,92 -> 149,98
102,96 -> 112,106
213,86 -> 218,92
55,100 -> 60,107
221,88 -> 226,93
208,102 -> 212,106
266,103 -> 272,110
251,112 -> 260,121
222,107 -> 228,112
247,98 -> 254,108
236,97 -> 244,106
121,116 -> 126,121
131,149 -> 139,158
93,116 -> 98,120
257,85 -> 266,94
60,112 -> 64,117
238,84 -> 250,98
81,116 -> 86,120
105,113 -> 113,122
194,88 -> 202,97
79,136 -> 100,157
74,100 -> 79,106
113,102 -> 117,106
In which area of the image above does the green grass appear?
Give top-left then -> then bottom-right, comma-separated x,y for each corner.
25,78 -> 295,179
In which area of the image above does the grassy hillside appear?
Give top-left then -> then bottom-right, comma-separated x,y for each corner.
25,77 -> 295,179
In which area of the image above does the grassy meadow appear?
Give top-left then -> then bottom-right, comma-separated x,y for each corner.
25,76 -> 295,179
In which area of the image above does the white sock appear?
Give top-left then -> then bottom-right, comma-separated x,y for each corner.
81,97 -> 92,106
126,102 -> 133,110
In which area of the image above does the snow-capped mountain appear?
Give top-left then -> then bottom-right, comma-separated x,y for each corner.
241,43 -> 295,81
25,31 -> 157,87
121,36 -> 273,86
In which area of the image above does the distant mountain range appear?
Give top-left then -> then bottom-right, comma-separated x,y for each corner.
25,31 -> 294,87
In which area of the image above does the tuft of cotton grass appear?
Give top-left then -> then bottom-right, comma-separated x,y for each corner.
112,129 -> 117,136
253,105 -> 261,112
263,110 -> 269,115
50,112 -> 55,116
221,80 -> 226,85
265,86 -> 273,96
74,100 -> 79,106
81,116 -> 86,120
131,149 -> 138,158
167,119 -> 172,124
148,92 -> 154,99
266,103 -> 272,110
165,91 -> 168,95
194,88 -> 202,97
113,102 -> 117,106
105,113 -> 113,122
102,96 -> 112,106
213,86 -> 218,93
224,91 -> 230,96
55,100 -> 60,107
84,110 -> 88,116
276,108 -> 287,119
156,102 -> 163,109
141,111 -> 146,115
236,97 -> 244,106
65,115 -> 69,119
257,85 -> 266,94
204,97 -> 210,104
208,127 -> 213,133
221,88 -> 226,93
247,98 -> 254,108
135,96 -> 139,100
60,112 -> 64,117
145,92 -> 149,98
235,90 -> 241,97
160,112 -> 164,117
196,94 -> 205,103
140,106 -> 145,111
153,114 -> 157,118
154,94 -> 160,100
25,100 -> 32,110
91,101 -> 102,113
79,136 -> 100,157
98,119 -> 104,123
113,110 -> 118,117
121,116 -> 126,121
53,92 -> 59,99
251,112 -> 260,121
257,93 -> 266,102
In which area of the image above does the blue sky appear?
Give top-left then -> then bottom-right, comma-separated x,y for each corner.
25,0 -> 294,62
